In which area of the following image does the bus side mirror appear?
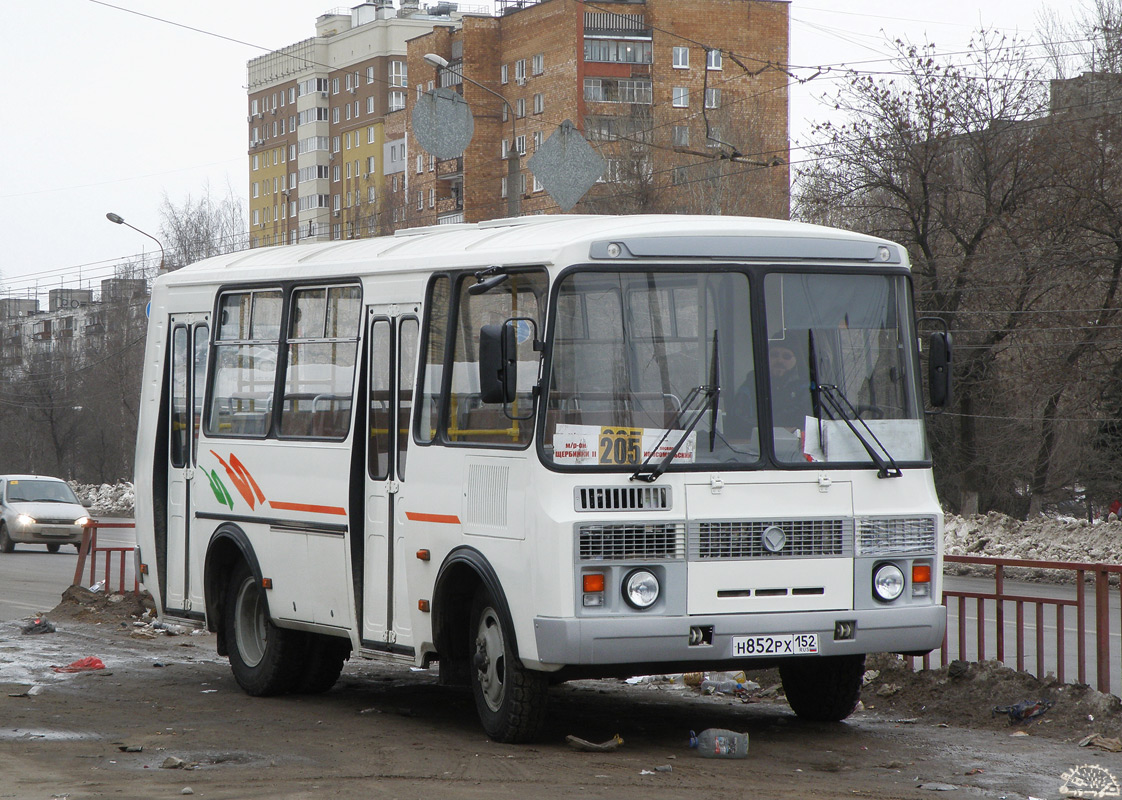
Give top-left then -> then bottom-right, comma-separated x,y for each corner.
479,322 -> 517,404
928,330 -> 952,408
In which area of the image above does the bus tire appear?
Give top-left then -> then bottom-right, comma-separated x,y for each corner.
296,634 -> 350,694
469,589 -> 547,743
224,561 -> 304,696
0,524 -> 14,553
779,653 -> 865,722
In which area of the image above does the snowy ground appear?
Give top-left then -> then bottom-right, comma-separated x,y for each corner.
68,482 -> 135,518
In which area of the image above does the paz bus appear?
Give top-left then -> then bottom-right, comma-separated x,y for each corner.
134,214 -> 951,742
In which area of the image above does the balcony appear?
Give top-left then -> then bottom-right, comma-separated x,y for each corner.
436,196 -> 463,215
437,157 -> 463,180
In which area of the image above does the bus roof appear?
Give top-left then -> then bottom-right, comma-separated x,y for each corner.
158,215 -> 906,288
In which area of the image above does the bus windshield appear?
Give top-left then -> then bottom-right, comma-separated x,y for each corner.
541,268 -> 926,470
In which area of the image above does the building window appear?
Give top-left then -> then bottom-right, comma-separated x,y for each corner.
584,39 -> 653,64
706,126 -> 724,147
705,88 -> 721,109
533,130 -> 543,150
501,64 -> 508,84
533,93 -> 544,114
253,155 -> 260,170
707,49 -> 723,70
368,127 -> 376,144
673,46 -> 689,69
333,107 -> 340,124
367,66 -> 375,84
389,91 -> 405,111
516,98 -> 525,118
429,188 -> 435,208
514,59 -> 526,82
334,165 -> 341,182
368,155 -> 376,172
672,87 -> 689,108
368,96 -> 375,114
417,191 -> 423,211
515,135 -> 526,155
390,61 -> 407,87
532,53 -> 544,75
332,78 -> 339,95
533,174 -> 543,192
334,194 -> 341,211
673,125 -> 689,147
252,182 -> 260,198
584,78 -> 651,104
584,78 -> 605,102
417,155 -> 424,174
500,176 -> 507,197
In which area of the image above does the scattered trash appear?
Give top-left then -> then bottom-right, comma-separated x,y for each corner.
919,782 -> 957,791
682,672 -> 703,687
639,769 -> 655,775
862,669 -> 880,686
51,657 -> 106,673
118,745 -> 143,753
1009,731 -> 1030,737
876,683 -> 902,697
992,699 -> 1053,724
181,788 -> 194,795
161,756 -> 187,769
893,718 -> 919,725
965,768 -> 984,775
8,685 -> 43,697
90,581 -> 105,593
1079,733 -> 1122,753
20,617 -> 56,635
689,728 -> 749,758
565,734 -> 623,752
655,764 -> 673,773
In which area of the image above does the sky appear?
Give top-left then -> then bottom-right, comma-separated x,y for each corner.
0,0 -> 1073,303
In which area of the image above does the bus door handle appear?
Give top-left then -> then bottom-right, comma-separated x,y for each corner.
387,481 -> 400,494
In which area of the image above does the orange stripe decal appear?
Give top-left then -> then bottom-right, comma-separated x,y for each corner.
268,500 -> 347,516
406,512 -> 461,524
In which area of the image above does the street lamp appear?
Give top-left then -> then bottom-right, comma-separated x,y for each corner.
105,212 -> 166,272
423,53 -> 520,218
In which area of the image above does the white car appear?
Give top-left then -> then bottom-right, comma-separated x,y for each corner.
0,475 -> 90,554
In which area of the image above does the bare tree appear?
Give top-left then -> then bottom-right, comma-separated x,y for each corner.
158,182 -> 247,270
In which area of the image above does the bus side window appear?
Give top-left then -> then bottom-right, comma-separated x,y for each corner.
280,285 -> 362,440
206,290 -> 281,438
397,317 -> 418,476
170,325 -> 188,467
416,276 -> 450,445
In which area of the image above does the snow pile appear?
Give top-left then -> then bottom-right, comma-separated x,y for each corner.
69,482 -> 135,517
944,512 -> 1122,566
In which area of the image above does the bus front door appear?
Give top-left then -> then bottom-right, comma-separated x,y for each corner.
361,313 -> 419,651
165,316 -> 208,617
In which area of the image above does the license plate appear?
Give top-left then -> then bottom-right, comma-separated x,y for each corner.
731,633 -> 819,657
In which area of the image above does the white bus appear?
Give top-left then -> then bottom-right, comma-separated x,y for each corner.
134,215 -> 950,742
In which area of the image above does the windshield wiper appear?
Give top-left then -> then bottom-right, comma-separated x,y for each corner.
815,383 -> 902,479
630,383 -> 719,482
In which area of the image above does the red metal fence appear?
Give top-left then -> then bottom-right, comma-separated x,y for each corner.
912,555 -> 1122,695
72,521 -> 138,595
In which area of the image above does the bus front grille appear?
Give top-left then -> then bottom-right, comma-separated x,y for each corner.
689,519 -> 853,560
855,516 -> 937,555
578,523 -> 686,561
575,485 -> 672,512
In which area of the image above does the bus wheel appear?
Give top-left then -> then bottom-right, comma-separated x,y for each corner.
469,590 -> 547,743
296,634 -> 350,694
224,562 -> 303,696
0,524 -> 14,553
779,653 -> 865,722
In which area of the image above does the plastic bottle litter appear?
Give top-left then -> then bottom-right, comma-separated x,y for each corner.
701,679 -> 744,695
689,728 -> 749,758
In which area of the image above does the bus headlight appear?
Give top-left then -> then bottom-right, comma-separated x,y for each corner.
872,563 -> 905,602
623,569 -> 660,609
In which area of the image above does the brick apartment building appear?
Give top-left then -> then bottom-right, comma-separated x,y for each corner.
245,1 -> 474,248
398,0 -> 791,228
247,0 -> 789,245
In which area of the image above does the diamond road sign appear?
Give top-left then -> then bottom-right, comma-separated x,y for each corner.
412,88 -> 474,160
527,120 -> 605,211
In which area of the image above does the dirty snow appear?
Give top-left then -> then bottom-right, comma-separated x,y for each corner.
944,512 -> 1122,567
68,482 -> 135,517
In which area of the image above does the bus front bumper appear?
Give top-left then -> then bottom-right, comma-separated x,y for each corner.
532,605 -> 946,667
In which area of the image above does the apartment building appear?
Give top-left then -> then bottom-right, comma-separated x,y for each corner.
246,1 -> 474,247
397,0 -> 791,228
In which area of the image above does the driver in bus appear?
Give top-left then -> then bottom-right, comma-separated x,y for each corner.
728,339 -> 815,439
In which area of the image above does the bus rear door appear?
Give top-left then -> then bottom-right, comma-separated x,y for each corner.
166,315 -> 208,616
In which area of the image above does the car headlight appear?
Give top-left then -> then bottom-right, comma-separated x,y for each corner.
872,563 -> 905,602
16,514 -> 35,526
623,569 -> 660,609
75,517 -> 90,527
